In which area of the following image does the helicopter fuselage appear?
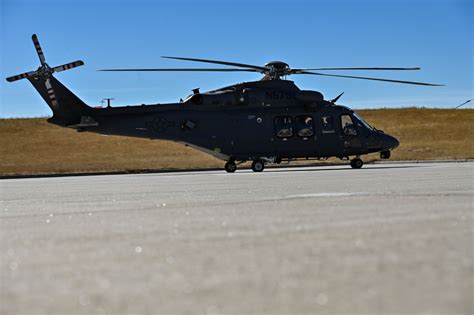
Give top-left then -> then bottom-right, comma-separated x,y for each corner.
83,79 -> 399,164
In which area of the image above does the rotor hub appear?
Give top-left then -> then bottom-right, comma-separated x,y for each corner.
264,61 -> 289,70
265,61 -> 290,79
36,63 -> 54,79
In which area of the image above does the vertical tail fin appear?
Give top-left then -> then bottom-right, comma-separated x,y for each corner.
5,34 -> 91,126
27,75 -> 91,126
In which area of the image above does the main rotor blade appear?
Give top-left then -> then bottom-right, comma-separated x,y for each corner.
292,67 -> 420,72
32,34 -> 46,65
298,71 -> 444,86
161,56 -> 267,72
52,60 -> 84,73
98,68 -> 260,72
6,70 -> 36,82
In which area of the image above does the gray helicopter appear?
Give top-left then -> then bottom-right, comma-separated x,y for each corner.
6,34 -> 442,172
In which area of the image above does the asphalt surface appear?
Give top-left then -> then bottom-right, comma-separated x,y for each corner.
1,162 -> 472,315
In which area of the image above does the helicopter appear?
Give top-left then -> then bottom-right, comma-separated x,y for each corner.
6,34 -> 443,173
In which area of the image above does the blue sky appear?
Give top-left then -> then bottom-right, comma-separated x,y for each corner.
1,0 -> 472,117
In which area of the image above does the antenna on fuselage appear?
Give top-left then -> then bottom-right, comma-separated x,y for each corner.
101,98 -> 114,108
454,99 -> 472,109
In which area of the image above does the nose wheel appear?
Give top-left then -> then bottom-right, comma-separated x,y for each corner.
350,157 -> 363,169
380,150 -> 391,159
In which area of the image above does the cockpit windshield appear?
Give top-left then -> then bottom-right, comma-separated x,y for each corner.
352,112 -> 373,130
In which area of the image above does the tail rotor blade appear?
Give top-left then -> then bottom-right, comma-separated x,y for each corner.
6,70 -> 36,82
32,34 -> 46,65
53,60 -> 84,73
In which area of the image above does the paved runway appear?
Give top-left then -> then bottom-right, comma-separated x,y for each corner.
1,162 -> 472,315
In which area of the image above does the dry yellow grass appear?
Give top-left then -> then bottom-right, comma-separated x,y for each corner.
1,108 -> 473,175
358,108 -> 474,160
0,119 -> 221,175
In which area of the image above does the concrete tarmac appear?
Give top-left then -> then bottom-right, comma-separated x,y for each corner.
1,162 -> 473,315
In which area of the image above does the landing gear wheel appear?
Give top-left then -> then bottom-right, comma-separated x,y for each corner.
251,160 -> 265,172
380,150 -> 391,159
350,158 -> 363,169
224,161 -> 237,173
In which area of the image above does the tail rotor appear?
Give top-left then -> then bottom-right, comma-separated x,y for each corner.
5,34 -> 84,83
5,34 -> 91,126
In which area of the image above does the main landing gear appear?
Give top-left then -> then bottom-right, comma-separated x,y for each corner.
224,161 -> 237,173
224,160 -> 266,173
350,157 -> 363,169
251,160 -> 265,172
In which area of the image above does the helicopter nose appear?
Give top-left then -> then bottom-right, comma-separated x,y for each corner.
383,134 -> 399,150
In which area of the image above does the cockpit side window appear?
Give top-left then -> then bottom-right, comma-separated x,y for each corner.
341,114 -> 358,136
352,112 -> 373,130
275,116 -> 293,138
321,115 -> 335,134
296,116 -> 314,138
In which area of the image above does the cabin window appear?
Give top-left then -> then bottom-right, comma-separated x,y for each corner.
341,114 -> 358,136
274,116 -> 293,138
321,115 -> 335,134
296,116 -> 314,138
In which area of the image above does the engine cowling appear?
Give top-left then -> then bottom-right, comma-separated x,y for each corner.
296,90 -> 324,103
188,90 -> 237,106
